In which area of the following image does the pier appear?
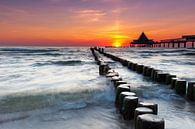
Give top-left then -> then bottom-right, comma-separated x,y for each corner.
130,33 -> 195,48
159,35 -> 195,48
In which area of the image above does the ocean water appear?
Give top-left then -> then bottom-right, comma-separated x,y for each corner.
0,47 -> 195,129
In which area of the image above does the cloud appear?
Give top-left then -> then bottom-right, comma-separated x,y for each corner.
75,9 -> 107,22
111,7 -> 128,14
78,9 -> 106,16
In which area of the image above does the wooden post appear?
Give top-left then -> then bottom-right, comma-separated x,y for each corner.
178,43 -> 180,48
136,114 -> 165,129
138,102 -> 158,115
123,96 -> 139,120
175,80 -> 187,95
167,43 -> 170,48
172,43 -> 175,48
187,82 -> 195,100
184,42 -> 186,48
192,42 -> 195,48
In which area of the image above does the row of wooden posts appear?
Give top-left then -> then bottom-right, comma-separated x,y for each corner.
91,47 -> 165,129
96,47 -> 195,101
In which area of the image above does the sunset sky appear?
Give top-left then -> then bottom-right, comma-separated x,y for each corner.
0,0 -> 195,46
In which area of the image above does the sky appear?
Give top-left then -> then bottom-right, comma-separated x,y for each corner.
0,0 -> 195,46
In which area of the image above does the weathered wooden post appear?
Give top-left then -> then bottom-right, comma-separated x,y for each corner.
111,76 -> 122,86
171,78 -> 178,89
132,63 -> 138,71
143,66 -> 149,76
146,67 -> 153,77
99,63 -> 109,75
106,72 -> 119,78
128,61 -> 133,69
136,64 -> 144,74
122,96 -> 139,120
138,102 -> 158,115
187,82 -> 195,100
118,92 -> 136,112
134,107 -> 154,129
152,69 -> 162,81
114,81 -> 127,88
156,72 -> 169,83
175,80 -> 187,95
115,85 -> 131,107
136,114 -> 165,129
165,74 -> 177,85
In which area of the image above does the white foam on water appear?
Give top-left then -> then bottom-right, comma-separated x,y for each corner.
0,47 -> 195,129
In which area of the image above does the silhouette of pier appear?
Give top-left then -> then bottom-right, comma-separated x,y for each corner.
130,33 -> 195,48
130,32 -> 155,47
158,35 -> 195,48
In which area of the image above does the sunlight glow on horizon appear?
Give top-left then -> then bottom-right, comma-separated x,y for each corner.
112,40 -> 123,47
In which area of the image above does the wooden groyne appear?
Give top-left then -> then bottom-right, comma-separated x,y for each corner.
95,47 -> 195,101
90,47 -> 165,129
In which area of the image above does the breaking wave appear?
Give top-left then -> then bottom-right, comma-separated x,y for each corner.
0,86 -> 112,113
33,60 -> 84,66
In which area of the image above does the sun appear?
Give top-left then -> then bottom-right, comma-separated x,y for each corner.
112,40 -> 122,47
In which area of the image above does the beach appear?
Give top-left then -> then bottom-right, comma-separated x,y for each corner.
0,47 -> 195,129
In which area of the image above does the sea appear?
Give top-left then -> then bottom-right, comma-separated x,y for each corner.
0,47 -> 195,129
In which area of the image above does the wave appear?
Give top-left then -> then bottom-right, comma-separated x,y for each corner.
0,115 -> 29,124
0,48 -> 59,53
137,49 -> 189,54
0,52 -> 63,57
0,87 -> 108,113
38,53 -> 62,56
139,53 -> 154,58
33,60 -> 83,66
0,48 -> 64,57
161,60 -> 195,65
182,52 -> 195,56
